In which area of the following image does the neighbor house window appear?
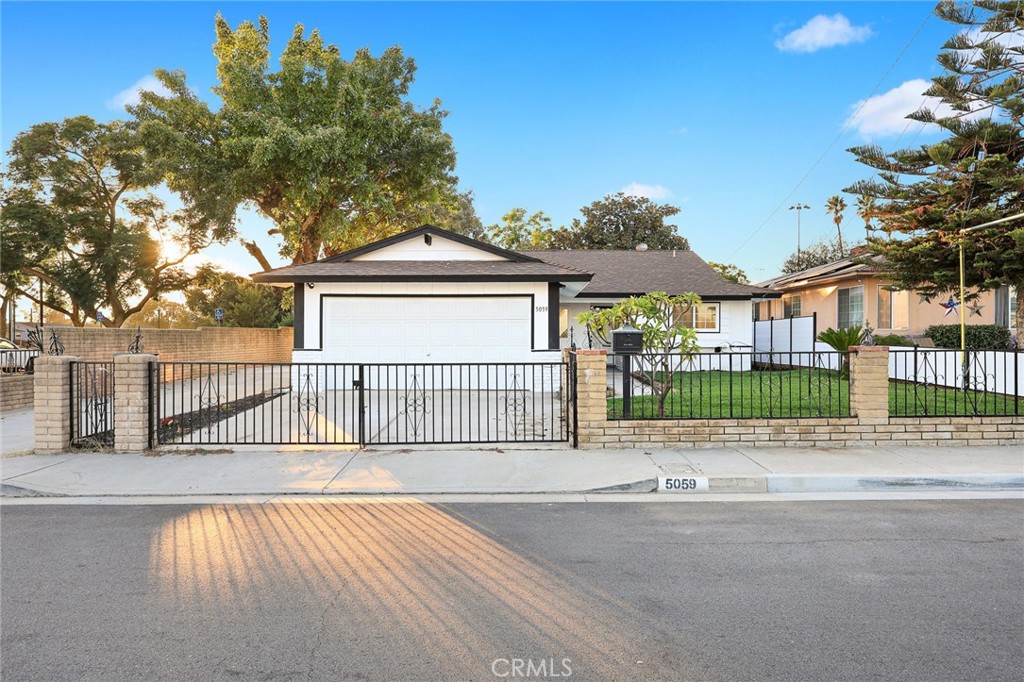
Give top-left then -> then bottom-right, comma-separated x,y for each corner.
837,286 -> 864,329
1011,286 -> 1018,327
559,308 -> 569,338
784,295 -> 802,318
680,303 -> 719,332
877,287 -> 909,330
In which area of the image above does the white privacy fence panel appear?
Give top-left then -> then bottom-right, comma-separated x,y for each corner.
888,349 -> 1024,397
753,316 -> 817,353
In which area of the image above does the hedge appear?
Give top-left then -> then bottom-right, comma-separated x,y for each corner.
925,324 -> 1011,350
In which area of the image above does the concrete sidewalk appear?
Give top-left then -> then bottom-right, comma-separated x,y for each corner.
1,444 -> 1021,497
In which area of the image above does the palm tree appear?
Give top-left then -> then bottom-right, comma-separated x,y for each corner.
855,195 -> 877,239
825,195 -> 847,256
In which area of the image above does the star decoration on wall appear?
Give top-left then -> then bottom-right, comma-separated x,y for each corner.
968,302 -> 984,317
939,295 -> 959,317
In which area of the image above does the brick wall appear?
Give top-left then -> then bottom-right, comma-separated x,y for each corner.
574,347 -> 1024,449
6,327 -> 293,412
37,326 -> 293,363
0,374 -> 33,412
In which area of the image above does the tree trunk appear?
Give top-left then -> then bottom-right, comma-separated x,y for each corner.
243,240 -> 274,272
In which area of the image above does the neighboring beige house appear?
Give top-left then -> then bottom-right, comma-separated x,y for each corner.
757,251 -> 1017,339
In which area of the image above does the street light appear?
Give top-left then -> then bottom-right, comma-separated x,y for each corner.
788,203 -> 810,270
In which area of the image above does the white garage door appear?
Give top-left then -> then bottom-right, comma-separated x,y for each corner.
322,296 -> 534,363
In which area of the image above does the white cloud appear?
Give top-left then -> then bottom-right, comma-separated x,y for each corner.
776,14 -> 873,53
844,78 -> 984,137
620,183 -> 671,200
106,75 -> 171,110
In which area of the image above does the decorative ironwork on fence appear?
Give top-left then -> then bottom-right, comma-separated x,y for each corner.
151,361 -> 569,446
607,351 -> 851,420
889,348 -> 1021,417
70,361 -> 115,448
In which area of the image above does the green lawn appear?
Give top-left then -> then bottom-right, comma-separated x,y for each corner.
606,369 -> 1019,419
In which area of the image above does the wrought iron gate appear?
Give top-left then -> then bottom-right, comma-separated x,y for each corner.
69,361 -> 115,448
152,361 -> 573,446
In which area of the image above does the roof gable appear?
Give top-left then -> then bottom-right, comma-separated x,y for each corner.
323,225 -> 541,263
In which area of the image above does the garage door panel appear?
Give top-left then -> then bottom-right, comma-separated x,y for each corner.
322,296 -> 533,364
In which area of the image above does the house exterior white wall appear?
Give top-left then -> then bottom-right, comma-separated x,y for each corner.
294,281 -> 559,364
558,299 -> 754,351
351,235 -> 505,261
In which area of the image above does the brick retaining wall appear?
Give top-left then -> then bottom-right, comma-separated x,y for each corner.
37,326 -> 293,364
7,326 -> 292,412
572,348 -> 1024,449
0,374 -> 33,412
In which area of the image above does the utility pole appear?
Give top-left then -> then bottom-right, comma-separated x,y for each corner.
788,203 -> 810,270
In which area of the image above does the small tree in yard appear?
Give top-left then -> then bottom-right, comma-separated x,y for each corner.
578,291 -> 701,417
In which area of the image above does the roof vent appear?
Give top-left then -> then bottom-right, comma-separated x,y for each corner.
635,243 -> 648,251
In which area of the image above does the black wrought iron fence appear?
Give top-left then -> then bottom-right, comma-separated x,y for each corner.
69,361 -> 115,447
608,351 -> 850,420
889,348 -> 1021,416
153,361 -> 568,446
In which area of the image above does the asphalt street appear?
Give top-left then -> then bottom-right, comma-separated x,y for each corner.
1,499 -> 1022,681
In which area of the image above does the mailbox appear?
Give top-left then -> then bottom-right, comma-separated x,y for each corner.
612,323 -> 643,354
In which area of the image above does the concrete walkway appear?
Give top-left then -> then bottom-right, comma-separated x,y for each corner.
1,444 -> 1021,497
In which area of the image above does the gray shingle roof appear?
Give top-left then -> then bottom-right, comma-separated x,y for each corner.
520,250 -> 778,300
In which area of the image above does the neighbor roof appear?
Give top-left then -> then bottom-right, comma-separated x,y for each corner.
520,250 -> 779,300
757,253 -> 884,290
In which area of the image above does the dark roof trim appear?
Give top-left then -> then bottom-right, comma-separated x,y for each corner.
573,292 -> 782,300
320,225 -> 542,263
253,273 -> 593,284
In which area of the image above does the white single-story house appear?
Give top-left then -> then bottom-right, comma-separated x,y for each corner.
251,225 -> 779,363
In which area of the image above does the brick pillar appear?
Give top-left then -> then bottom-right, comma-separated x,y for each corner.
849,345 -> 889,422
114,353 -> 158,452
574,350 -> 609,445
34,355 -> 79,453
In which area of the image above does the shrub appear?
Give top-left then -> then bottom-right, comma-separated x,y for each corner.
816,326 -> 867,352
925,324 -> 1011,350
816,326 -> 867,377
873,333 -> 915,347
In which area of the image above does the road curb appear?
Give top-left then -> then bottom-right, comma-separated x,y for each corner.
766,474 -> 1024,493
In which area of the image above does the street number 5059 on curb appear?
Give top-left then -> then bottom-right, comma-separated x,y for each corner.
658,477 -> 710,492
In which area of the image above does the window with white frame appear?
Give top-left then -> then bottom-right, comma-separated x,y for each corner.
784,295 -> 802,318
680,303 -> 719,332
877,287 -> 909,329
837,286 -> 864,329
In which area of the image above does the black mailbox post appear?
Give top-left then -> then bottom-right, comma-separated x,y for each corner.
612,324 -> 643,418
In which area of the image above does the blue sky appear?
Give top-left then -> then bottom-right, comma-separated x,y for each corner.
2,1 -> 955,282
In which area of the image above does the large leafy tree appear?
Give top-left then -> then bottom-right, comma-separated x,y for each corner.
779,238 -> 847,275
488,208 -> 556,249
184,265 -> 291,328
0,116 -> 228,327
707,261 -> 749,284
845,0 -> 1024,340
550,193 -> 690,250
131,14 -> 458,267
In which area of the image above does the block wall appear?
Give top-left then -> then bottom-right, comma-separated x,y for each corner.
573,347 -> 1024,449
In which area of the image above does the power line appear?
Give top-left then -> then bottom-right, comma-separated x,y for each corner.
725,8 -> 934,262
